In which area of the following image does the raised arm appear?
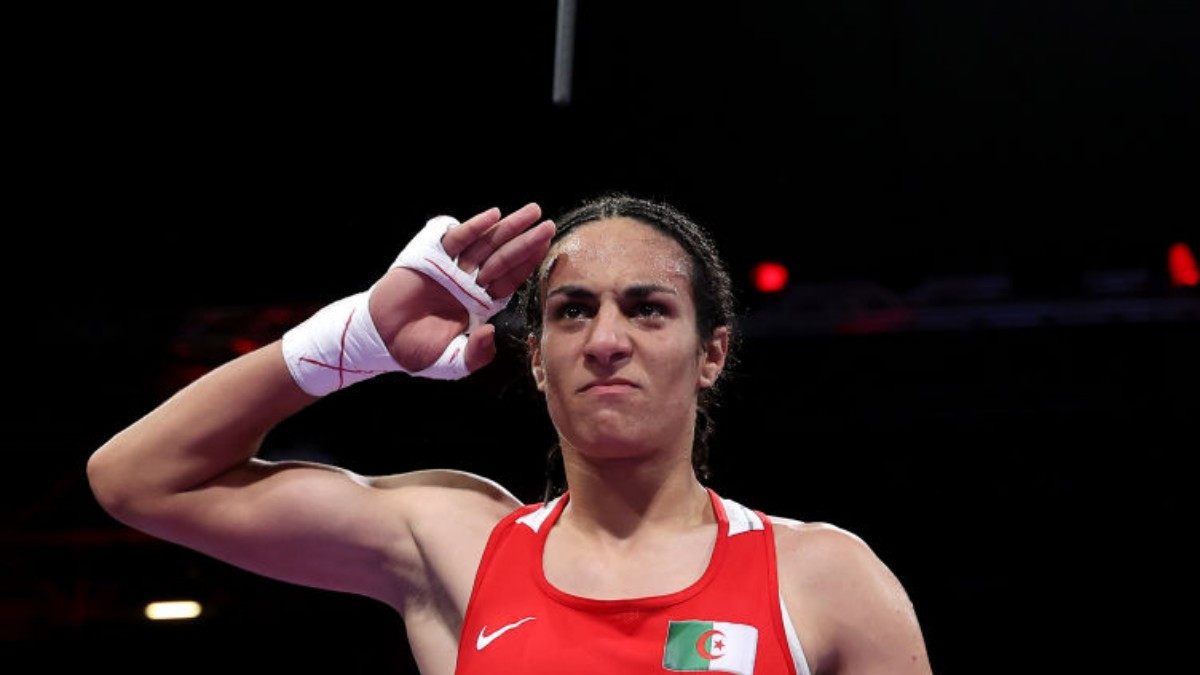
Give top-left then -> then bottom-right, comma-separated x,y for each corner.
86,203 -> 555,607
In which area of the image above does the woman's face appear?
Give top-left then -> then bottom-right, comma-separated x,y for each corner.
530,217 -> 728,460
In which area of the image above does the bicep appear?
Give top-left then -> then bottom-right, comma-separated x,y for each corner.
132,459 -> 420,605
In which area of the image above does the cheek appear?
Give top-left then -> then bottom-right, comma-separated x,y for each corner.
536,336 -> 573,391
540,373 -> 574,437
664,338 -> 705,377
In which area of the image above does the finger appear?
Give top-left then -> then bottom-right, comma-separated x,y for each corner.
485,240 -> 553,299
477,218 -> 556,288
456,203 -> 544,273
441,207 -> 501,259
479,220 -> 556,298
463,323 -> 498,373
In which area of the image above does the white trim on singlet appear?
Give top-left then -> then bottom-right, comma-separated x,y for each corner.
516,496 -> 562,533
780,594 -> 814,675
721,497 -> 765,536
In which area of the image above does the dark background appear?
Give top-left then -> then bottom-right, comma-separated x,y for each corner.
7,2 -> 1198,673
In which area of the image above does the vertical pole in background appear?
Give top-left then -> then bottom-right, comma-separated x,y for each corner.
553,0 -> 576,106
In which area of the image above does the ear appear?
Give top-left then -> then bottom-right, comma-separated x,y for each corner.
529,334 -> 546,392
697,326 -> 729,390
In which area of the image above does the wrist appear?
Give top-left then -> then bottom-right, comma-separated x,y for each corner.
280,290 -> 399,396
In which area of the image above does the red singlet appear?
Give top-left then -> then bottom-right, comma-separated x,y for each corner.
454,488 -> 808,675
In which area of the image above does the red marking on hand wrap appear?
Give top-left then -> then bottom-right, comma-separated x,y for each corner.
296,306 -> 390,390
424,257 -> 491,309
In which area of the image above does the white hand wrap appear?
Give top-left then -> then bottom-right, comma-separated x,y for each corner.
280,215 -> 510,396
390,215 -> 512,330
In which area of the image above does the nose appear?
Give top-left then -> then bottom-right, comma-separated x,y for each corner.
583,301 -> 632,367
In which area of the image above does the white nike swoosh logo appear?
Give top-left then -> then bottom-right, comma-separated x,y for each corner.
476,616 -> 537,650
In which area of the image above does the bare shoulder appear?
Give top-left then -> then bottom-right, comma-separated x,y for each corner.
369,468 -> 525,557
768,516 -> 933,674
367,468 -> 525,554
769,517 -> 895,601
368,468 -> 525,545
364,469 -> 525,612
369,468 -> 524,506
768,516 -> 877,577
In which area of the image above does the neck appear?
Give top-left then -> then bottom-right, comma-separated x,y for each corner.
557,442 -> 713,539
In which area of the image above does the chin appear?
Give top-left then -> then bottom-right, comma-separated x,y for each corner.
559,420 -> 629,450
565,421 -> 668,461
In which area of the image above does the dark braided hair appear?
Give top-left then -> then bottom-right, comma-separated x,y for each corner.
513,193 -> 740,501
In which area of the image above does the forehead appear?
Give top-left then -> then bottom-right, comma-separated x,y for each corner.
541,217 -> 692,287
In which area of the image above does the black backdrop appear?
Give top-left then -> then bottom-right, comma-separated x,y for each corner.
7,3 -> 1198,673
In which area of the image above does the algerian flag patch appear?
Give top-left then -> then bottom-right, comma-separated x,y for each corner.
662,620 -> 758,675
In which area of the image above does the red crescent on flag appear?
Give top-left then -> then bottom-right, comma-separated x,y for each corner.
695,629 -> 725,660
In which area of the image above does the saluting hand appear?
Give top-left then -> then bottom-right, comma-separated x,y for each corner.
369,203 -> 556,374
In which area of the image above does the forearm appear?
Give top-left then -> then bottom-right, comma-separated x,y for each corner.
87,204 -> 550,532
87,340 -> 316,516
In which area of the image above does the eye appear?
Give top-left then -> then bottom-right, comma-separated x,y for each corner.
634,302 -> 667,318
556,302 -> 592,320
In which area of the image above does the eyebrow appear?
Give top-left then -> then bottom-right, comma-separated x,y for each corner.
546,283 -> 678,300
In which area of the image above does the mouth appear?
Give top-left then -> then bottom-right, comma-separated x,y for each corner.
579,378 -> 638,393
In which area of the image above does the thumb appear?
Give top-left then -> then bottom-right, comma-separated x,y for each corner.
463,324 -> 498,373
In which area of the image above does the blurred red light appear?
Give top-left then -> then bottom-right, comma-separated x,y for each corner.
1168,242 -> 1198,287
753,262 -> 789,293
230,338 -> 260,355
